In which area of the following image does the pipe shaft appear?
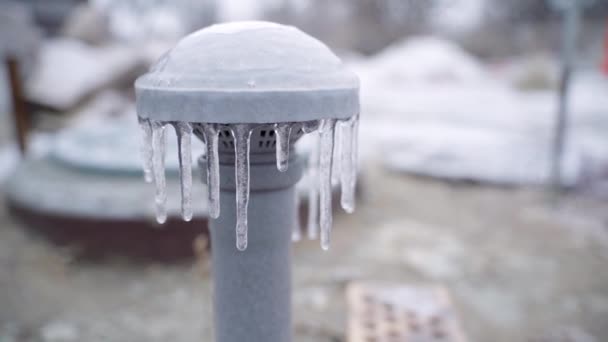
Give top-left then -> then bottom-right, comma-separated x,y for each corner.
209,157 -> 302,342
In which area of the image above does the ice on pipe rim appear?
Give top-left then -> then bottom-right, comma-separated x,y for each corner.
136,21 -> 361,252
135,21 -> 360,124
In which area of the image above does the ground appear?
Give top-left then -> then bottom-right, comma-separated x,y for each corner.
1,163 -> 607,342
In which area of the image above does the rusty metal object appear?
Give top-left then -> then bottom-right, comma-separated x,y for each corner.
6,57 -> 29,155
8,201 -> 209,262
347,283 -> 467,342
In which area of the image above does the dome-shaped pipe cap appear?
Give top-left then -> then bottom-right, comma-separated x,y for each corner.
135,21 -> 359,124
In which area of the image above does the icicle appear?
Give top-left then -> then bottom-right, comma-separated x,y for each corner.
319,119 -> 336,250
274,123 -> 292,172
340,118 -> 356,213
139,117 -> 153,183
151,121 -> 168,224
292,189 -> 302,242
201,123 -> 220,219
232,124 -> 253,251
175,122 -> 193,221
306,132 -> 320,240
332,123 -> 342,185
351,114 -> 359,202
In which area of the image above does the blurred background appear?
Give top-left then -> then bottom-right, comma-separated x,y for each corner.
1,0 -> 608,341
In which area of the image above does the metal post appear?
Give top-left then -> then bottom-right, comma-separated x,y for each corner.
551,1 -> 582,193
205,154 -> 304,342
135,21 -> 360,342
6,57 -> 29,155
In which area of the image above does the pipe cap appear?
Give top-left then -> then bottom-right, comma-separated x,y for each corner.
136,21 -> 359,124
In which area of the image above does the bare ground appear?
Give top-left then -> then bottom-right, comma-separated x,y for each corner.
1,164 -> 608,342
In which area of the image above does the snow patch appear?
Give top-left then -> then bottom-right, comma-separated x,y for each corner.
26,39 -> 141,110
351,35 -> 608,186
366,36 -> 487,84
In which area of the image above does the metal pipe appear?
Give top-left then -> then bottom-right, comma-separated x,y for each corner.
205,155 -> 304,342
136,22 -> 359,342
551,1 -> 582,193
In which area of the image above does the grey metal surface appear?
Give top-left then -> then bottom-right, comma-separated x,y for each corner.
193,123 -> 307,155
135,21 -> 359,124
206,155 -> 304,342
5,156 -> 208,220
135,20 -> 356,342
550,0 -> 584,191
52,116 -> 202,175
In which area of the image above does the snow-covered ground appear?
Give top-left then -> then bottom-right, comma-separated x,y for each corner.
26,39 -> 141,110
350,36 -> 608,186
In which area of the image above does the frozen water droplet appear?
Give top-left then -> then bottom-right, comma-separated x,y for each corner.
340,117 -> 356,213
138,117 -> 153,183
151,121 -> 168,224
232,124 -> 254,251
332,124 -> 342,185
351,114 -> 359,205
175,122 -> 193,221
319,119 -> 336,250
275,123 -> 292,172
201,123 -> 220,219
292,189 -> 302,242
307,132 -> 320,240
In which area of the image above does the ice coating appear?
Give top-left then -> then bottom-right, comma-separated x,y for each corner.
139,118 -> 154,183
275,123 -> 292,172
332,124 -> 342,185
201,123 -> 221,219
232,124 -> 254,251
306,132 -> 320,240
136,113 -> 359,250
175,122 -> 193,221
151,121 -> 168,224
340,117 -> 356,213
351,115 -> 359,206
319,119 -> 336,250
137,20 -> 356,103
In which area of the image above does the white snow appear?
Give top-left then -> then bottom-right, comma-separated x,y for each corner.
351,36 -> 608,186
360,36 -> 487,85
433,0 -> 486,33
26,39 -> 141,110
205,21 -> 283,34
216,0 -> 267,22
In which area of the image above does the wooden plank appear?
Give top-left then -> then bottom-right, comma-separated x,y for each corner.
347,282 -> 467,342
